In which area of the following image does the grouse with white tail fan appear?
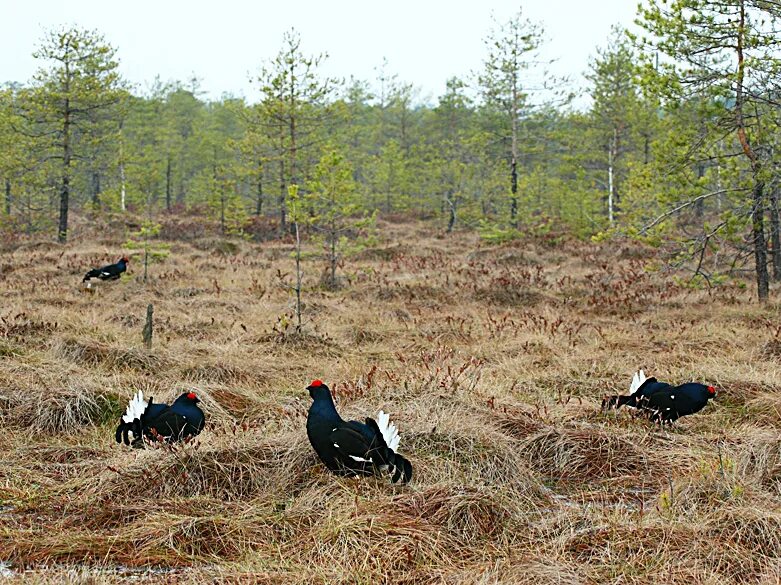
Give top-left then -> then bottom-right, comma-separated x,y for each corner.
116,390 -> 205,446
306,380 -> 412,483
603,370 -> 717,423
83,256 -> 129,287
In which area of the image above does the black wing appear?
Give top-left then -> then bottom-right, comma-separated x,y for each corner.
85,262 -> 125,282
641,392 -> 680,422
643,391 -> 705,422
603,377 -> 666,410
145,408 -> 202,443
328,424 -> 377,476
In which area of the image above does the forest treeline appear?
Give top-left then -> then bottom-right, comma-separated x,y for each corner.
2,1 -> 781,300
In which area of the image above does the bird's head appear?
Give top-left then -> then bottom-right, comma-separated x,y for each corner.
120,256 -> 130,264
175,391 -> 200,404
681,383 -> 717,401
306,379 -> 331,400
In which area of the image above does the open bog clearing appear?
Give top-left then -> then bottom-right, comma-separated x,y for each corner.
1,219 -> 780,584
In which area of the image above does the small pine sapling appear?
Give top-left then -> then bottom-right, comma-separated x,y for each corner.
124,220 -> 169,283
306,147 -> 375,290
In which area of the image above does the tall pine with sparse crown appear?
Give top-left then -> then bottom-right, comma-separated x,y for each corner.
253,28 -> 337,234
19,27 -> 124,243
478,10 -> 549,227
635,0 -> 781,301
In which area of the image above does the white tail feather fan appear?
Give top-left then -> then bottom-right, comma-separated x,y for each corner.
376,410 -> 400,452
122,390 -> 148,423
629,370 -> 647,394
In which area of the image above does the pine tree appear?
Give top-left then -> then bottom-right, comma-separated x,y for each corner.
306,146 -> 371,289
253,29 -> 337,233
478,10 -> 546,226
636,0 -> 781,300
21,27 -> 124,242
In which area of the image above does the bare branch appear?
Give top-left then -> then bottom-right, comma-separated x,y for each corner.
640,189 -> 742,234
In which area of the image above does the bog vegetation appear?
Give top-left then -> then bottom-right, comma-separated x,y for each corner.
1,218 -> 781,583
2,1 -> 781,583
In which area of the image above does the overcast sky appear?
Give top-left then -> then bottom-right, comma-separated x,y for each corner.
3,0 -> 639,107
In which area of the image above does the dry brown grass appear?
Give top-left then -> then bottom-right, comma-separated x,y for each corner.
1,218 -> 780,583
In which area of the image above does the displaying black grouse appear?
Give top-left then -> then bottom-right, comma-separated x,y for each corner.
83,256 -> 129,287
116,390 -> 205,446
306,380 -> 413,483
603,370 -> 717,423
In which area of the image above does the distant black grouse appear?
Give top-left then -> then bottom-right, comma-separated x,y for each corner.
83,256 -> 129,287
116,390 -> 205,446
306,380 -> 413,483
603,370 -> 717,423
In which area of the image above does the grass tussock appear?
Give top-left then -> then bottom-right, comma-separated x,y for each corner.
51,336 -> 163,372
102,433 -> 314,502
0,369 -> 115,432
520,426 -> 663,486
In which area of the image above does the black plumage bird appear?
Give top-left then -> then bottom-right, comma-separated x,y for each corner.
116,390 -> 205,446
603,370 -> 717,423
306,380 -> 413,483
83,256 -> 129,287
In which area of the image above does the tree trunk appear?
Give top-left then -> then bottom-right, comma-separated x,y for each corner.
91,171 -> 101,208
255,160 -> 263,216
4,177 -> 10,215
294,219 -> 302,331
279,157 -> 286,233
695,163 -> 705,218
510,156 -> 518,224
752,179 -> 770,301
288,69 -> 298,233
607,134 -> 615,227
176,153 -> 185,204
735,0 -> 768,301
58,98 -> 72,244
329,228 -> 337,289
165,155 -> 172,211
446,190 -> 456,233
120,163 -> 126,212
220,191 -> 226,234
769,185 -> 781,281
386,161 -> 394,213
510,80 -> 519,226
143,239 -> 149,283
119,123 -> 127,212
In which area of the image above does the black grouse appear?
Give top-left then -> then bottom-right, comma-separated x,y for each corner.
83,256 -> 129,287
603,370 -> 717,423
306,380 -> 413,483
116,390 -> 205,446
